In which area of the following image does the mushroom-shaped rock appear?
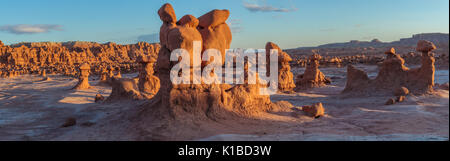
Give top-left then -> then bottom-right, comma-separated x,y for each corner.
416,40 -> 436,53
72,63 -> 91,90
295,54 -> 330,90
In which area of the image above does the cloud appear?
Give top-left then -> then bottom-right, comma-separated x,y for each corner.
354,24 -> 363,28
137,33 -> 159,43
243,1 -> 298,12
0,24 -> 63,34
227,19 -> 244,33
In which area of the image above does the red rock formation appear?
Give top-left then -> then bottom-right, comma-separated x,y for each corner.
295,54 -> 331,90
343,41 -> 437,95
265,42 -> 295,92
0,41 -> 160,78
197,9 -> 232,66
143,3 -> 283,121
302,102 -> 325,118
137,56 -> 160,99
106,77 -> 143,101
72,63 -> 91,90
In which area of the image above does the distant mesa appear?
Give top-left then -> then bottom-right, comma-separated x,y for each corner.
294,33 -> 449,49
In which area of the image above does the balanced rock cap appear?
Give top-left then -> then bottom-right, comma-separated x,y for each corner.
79,63 -> 90,70
177,15 -> 199,28
158,3 -> 177,23
416,40 -> 436,53
137,55 -> 156,63
198,9 -> 230,28
385,47 -> 396,55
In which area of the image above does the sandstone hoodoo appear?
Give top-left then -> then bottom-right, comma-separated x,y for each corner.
72,63 -> 91,90
343,41 -> 437,95
295,53 -> 331,91
197,9 -> 232,67
137,55 -> 160,99
106,77 -> 143,101
140,3 -> 288,123
266,42 -> 296,93
98,68 -> 109,85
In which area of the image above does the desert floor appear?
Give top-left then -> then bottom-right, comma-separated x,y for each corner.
0,65 -> 448,141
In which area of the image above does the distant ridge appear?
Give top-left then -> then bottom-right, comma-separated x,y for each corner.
295,33 -> 449,49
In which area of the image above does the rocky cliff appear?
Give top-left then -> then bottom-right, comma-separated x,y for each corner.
0,40 -> 160,77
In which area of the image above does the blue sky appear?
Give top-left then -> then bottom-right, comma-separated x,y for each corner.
0,0 -> 448,49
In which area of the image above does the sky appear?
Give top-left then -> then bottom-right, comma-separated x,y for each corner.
0,0 -> 448,49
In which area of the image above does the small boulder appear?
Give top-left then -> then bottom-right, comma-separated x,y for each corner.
95,94 -> 105,102
439,82 -> 449,90
396,96 -> 406,102
61,117 -> 77,127
385,98 -> 396,105
394,86 -> 409,96
302,102 -> 325,118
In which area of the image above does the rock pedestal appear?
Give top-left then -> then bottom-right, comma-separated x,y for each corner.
72,63 -> 91,90
295,54 -> 330,90
137,56 -> 160,99
146,3 -> 280,120
265,42 -> 295,92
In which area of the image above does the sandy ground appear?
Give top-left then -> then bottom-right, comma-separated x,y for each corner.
0,66 -> 448,141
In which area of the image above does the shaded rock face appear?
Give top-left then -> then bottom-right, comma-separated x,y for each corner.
106,77 -> 143,101
95,94 -> 105,102
137,56 -> 160,99
0,41 -> 159,78
147,3 -> 280,121
343,40 -> 437,95
106,56 -> 161,101
295,54 -> 330,90
72,63 -> 91,90
265,42 -> 295,92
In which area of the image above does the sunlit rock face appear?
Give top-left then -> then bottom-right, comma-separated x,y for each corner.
343,40 -> 437,95
295,54 -> 331,91
142,3 -> 287,121
0,40 -> 160,78
72,63 -> 91,90
265,42 -> 295,92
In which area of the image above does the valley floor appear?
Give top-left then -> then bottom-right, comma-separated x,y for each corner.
0,65 -> 448,141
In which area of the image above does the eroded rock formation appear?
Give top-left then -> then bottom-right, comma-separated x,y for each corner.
0,41 -> 159,78
265,42 -> 295,92
343,41 -> 437,95
72,63 -> 91,90
137,56 -> 160,98
143,3 -> 283,121
295,54 -> 331,90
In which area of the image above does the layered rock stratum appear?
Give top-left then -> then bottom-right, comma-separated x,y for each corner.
0,40 -> 160,78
